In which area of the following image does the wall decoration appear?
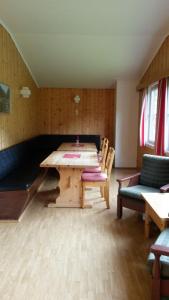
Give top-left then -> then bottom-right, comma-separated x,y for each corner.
0,83 -> 10,113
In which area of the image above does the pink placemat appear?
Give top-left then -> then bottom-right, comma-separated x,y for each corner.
71,143 -> 84,147
63,153 -> 81,158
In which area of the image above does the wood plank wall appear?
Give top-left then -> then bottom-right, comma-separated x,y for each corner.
0,25 -> 39,150
0,25 -> 115,150
137,36 -> 169,90
39,88 -> 115,146
137,35 -> 169,168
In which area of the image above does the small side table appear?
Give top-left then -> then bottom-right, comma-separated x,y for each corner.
142,193 -> 169,238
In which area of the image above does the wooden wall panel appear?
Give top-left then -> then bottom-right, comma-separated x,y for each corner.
138,36 -> 169,90
137,37 -> 169,167
0,25 -> 39,150
0,25 -> 115,151
39,88 -> 115,146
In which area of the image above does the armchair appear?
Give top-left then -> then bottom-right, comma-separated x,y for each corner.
148,228 -> 169,300
117,154 -> 169,218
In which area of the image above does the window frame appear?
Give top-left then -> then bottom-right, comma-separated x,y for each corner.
145,82 -> 158,148
164,79 -> 169,153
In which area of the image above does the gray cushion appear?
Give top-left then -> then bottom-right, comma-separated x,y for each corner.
119,185 -> 160,200
148,228 -> 169,278
140,154 -> 169,188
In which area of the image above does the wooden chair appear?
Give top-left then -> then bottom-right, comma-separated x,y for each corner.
81,147 -> 115,209
83,139 -> 109,173
99,138 -> 109,167
148,228 -> 169,300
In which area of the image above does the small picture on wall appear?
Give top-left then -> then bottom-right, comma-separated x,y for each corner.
0,83 -> 10,113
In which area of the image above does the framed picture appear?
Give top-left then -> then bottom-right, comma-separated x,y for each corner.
0,83 -> 10,113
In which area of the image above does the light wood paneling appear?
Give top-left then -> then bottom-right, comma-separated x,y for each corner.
138,35 -> 169,90
0,25 -> 39,150
39,88 -> 115,146
0,25 -> 115,150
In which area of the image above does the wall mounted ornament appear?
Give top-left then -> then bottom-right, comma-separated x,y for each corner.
74,95 -> 80,104
0,83 -> 10,113
74,95 -> 80,115
20,86 -> 31,98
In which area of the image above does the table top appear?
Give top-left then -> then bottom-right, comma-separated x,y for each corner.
57,142 -> 97,152
142,193 -> 169,220
40,151 -> 99,169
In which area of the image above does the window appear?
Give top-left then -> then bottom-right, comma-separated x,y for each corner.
145,83 -> 158,146
165,80 -> 169,152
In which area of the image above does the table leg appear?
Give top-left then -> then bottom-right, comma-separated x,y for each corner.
145,204 -> 151,238
47,167 -> 83,208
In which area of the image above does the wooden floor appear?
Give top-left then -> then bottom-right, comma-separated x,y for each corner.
0,169 -> 155,300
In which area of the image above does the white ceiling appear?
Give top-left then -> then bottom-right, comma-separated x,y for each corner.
1,0 -> 169,88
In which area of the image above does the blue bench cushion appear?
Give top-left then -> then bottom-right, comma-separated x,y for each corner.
119,185 -> 160,200
33,134 -> 101,154
0,142 -> 28,180
148,228 -> 169,278
0,162 -> 41,191
140,154 -> 169,188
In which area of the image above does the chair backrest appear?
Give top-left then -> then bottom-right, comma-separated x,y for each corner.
100,137 -> 108,150
101,138 -> 109,157
100,138 -> 104,151
100,140 -> 109,171
105,147 -> 115,179
140,154 -> 169,188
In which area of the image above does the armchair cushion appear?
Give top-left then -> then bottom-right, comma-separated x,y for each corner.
119,185 -> 160,200
140,154 -> 169,188
148,228 -> 169,278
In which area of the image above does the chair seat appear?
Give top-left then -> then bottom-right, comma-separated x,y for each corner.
148,228 -> 169,278
119,185 -> 160,200
83,167 -> 101,173
81,172 -> 107,182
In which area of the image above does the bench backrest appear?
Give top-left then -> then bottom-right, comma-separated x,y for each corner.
34,134 -> 101,152
0,142 -> 28,180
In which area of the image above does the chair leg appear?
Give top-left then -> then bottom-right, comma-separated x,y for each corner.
100,186 -> 104,198
151,278 -> 160,300
81,183 -> 85,208
104,184 -> 110,209
117,195 -> 122,218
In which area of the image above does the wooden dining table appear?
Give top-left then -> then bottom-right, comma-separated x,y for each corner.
40,150 -> 99,208
57,142 -> 97,152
